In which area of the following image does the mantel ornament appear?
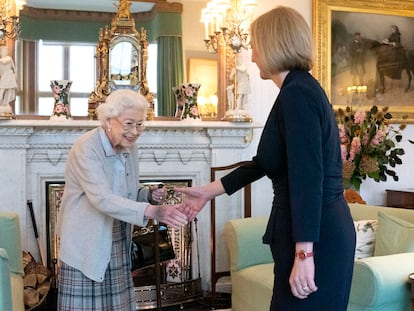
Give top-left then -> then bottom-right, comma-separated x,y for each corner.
88,0 -> 154,120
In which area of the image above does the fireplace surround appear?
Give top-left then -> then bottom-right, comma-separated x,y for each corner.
0,119 -> 259,291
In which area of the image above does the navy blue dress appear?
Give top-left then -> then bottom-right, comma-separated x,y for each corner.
221,70 -> 356,310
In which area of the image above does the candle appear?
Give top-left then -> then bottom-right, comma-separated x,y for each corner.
204,21 -> 209,40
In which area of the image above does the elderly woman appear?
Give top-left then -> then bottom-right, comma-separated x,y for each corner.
57,89 -> 188,311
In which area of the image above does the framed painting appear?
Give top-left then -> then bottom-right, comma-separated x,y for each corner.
187,57 -> 218,120
313,0 -> 414,122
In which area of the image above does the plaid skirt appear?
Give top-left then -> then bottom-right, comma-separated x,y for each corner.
57,220 -> 135,311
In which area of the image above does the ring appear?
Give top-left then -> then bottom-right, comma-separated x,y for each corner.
302,286 -> 309,291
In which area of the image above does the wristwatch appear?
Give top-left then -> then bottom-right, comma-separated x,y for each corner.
295,250 -> 314,260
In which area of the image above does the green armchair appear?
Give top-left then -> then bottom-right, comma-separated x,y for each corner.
0,212 -> 25,311
224,204 -> 414,311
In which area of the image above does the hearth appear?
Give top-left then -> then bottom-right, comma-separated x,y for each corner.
45,179 -> 203,310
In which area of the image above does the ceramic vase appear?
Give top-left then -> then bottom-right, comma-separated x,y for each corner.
172,83 -> 201,120
50,80 -> 72,120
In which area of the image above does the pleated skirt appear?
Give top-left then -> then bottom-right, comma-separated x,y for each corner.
58,220 -> 135,311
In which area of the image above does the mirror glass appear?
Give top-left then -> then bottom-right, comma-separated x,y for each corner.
110,40 -> 139,87
14,0 -> 204,119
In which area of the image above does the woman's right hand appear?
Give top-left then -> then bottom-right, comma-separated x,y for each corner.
175,186 -> 210,221
144,203 -> 188,228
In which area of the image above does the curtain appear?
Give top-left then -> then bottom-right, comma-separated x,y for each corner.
157,36 -> 184,117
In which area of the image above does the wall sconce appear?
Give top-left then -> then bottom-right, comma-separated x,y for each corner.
0,0 -> 25,41
200,0 -> 256,122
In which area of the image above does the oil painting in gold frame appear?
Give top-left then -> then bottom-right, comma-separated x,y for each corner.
313,0 -> 414,122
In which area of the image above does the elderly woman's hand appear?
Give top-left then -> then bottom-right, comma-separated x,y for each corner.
149,186 -> 166,204
144,203 -> 188,228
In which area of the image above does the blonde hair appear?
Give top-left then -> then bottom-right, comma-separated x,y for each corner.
96,89 -> 148,126
249,6 -> 313,74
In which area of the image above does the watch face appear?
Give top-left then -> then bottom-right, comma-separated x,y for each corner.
296,250 -> 313,260
297,251 -> 306,260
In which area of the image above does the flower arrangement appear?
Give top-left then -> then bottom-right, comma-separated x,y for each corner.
336,105 -> 413,190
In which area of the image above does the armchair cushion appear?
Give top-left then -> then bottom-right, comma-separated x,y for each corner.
0,248 -> 13,311
0,212 -> 24,311
0,212 -> 23,275
374,211 -> 414,256
349,252 -> 414,311
354,220 -> 378,259
224,217 -> 272,272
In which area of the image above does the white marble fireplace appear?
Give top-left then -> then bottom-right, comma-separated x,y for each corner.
0,119 -> 260,290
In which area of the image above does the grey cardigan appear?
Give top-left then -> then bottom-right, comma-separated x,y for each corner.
57,127 -> 149,282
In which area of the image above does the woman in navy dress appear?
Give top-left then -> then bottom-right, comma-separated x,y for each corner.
179,6 -> 356,311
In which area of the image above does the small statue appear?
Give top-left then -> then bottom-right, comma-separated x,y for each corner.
234,56 -> 250,110
0,45 -> 17,118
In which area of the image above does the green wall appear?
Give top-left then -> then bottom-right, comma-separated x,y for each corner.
20,12 -> 182,43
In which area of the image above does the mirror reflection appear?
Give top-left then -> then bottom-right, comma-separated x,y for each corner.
14,0 -> 199,119
88,0 -> 154,120
110,41 -> 139,87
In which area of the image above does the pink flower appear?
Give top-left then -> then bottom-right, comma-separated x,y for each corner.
190,105 -> 199,116
338,124 -> 346,143
184,86 -> 194,97
349,137 -> 361,161
53,103 -> 65,114
354,109 -> 365,124
340,144 -> 347,161
371,128 -> 386,146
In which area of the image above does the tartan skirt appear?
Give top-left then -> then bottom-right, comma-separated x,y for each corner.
57,220 -> 136,311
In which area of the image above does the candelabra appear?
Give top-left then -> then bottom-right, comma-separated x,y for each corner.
0,0 -> 25,41
201,0 -> 255,54
201,0 -> 256,122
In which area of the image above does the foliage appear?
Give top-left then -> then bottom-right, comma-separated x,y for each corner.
336,105 -> 413,190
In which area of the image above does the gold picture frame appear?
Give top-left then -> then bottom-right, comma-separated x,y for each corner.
313,0 -> 414,122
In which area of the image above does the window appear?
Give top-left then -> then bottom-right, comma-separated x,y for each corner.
37,41 -> 96,117
147,43 -> 157,111
16,41 -> 157,117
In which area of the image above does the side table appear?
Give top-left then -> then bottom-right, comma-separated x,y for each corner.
386,189 -> 414,209
409,273 -> 414,311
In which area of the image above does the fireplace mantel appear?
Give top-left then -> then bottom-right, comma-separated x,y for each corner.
0,119 -> 261,290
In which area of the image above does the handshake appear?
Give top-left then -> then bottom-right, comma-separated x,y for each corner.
144,184 -> 214,229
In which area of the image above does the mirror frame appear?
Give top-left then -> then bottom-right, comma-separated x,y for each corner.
88,0 -> 154,120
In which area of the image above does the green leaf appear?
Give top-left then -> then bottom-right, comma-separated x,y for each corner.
395,148 -> 405,155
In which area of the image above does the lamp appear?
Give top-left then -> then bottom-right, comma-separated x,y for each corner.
0,0 -> 25,41
201,0 -> 256,122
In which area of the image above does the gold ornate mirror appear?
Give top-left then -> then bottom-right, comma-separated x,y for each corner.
89,0 -> 154,119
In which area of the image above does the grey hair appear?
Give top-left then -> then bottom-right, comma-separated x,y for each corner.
96,89 -> 148,126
